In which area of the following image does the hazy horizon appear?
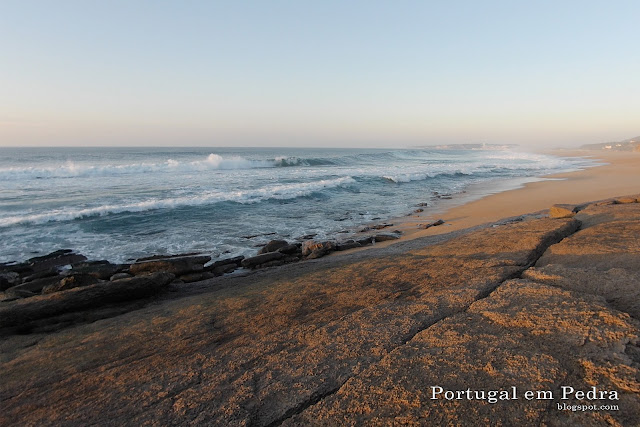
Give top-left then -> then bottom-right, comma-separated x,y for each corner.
1,1 -> 638,149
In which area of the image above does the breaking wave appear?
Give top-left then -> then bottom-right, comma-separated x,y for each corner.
0,154 -> 339,181
0,176 -> 355,227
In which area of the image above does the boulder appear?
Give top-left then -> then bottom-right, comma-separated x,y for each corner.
69,261 -> 123,280
373,234 -> 400,242
4,275 -> 62,296
241,252 -> 285,269
42,274 -> 100,294
357,237 -> 374,246
419,219 -> 445,229
258,240 -> 289,254
0,272 -> 20,291
27,250 -> 87,272
301,241 -> 336,258
110,273 -> 133,281
129,255 -> 211,276
2,289 -> 36,300
21,268 -> 61,284
549,204 -> 576,218
277,244 -> 302,255
336,240 -> 362,251
206,256 -> 245,271
371,223 -> 393,230
211,264 -> 238,276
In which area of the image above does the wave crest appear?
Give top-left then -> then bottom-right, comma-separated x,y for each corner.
0,176 -> 355,227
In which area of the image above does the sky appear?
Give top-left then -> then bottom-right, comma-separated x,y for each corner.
1,0 -> 638,148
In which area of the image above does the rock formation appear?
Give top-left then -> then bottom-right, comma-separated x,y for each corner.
1,196 -> 639,425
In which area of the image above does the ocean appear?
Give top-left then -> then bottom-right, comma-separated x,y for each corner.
0,146 -> 595,264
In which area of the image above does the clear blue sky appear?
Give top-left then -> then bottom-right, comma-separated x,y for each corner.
1,0 -> 638,147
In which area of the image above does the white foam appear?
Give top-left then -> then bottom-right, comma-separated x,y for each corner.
0,176 -> 356,227
0,153 -> 280,181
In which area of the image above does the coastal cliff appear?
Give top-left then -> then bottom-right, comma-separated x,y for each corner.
1,196 -> 639,426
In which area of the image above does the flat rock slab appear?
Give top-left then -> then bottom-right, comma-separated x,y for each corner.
1,203 -> 639,425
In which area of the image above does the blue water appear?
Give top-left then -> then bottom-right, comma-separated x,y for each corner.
0,146 -> 594,263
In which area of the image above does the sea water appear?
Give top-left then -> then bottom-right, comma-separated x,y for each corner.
0,146 -> 595,263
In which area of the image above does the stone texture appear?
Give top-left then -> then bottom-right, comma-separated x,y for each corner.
42,274 -> 100,294
0,272 -> 174,328
129,255 -> 210,276
240,252 -> 284,268
549,203 -> 576,218
1,201 -> 639,426
258,240 -> 289,254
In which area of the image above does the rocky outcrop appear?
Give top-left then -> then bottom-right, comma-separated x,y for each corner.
419,218 -> 445,229
1,196 -> 639,426
302,240 -> 336,259
25,249 -> 87,272
0,272 -> 174,329
241,252 -> 285,269
258,240 -> 289,254
549,203 -> 577,218
129,254 -> 210,276
69,260 -> 124,280
42,274 -> 100,294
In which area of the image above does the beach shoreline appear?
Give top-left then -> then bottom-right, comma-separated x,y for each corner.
354,149 -> 640,252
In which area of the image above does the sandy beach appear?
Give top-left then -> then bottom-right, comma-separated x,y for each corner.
380,149 -> 640,242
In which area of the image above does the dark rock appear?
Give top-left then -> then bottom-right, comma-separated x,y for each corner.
416,202 -> 428,207
241,252 -> 285,269
336,240 -> 362,251
42,274 -> 100,294
110,273 -> 133,281
0,272 -> 20,291
211,264 -> 237,276
419,219 -> 445,229
4,275 -> 62,295
414,208 -> 424,213
258,240 -> 289,254
0,263 -> 33,276
373,234 -> 400,242
370,223 -> 393,230
0,272 -> 175,327
70,261 -> 124,280
130,255 -> 211,276
3,289 -> 37,300
27,250 -> 87,273
22,268 -> 60,283
135,252 -> 200,262
277,244 -> 302,255
206,256 -> 245,271
242,232 -> 277,239
357,237 -> 374,246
